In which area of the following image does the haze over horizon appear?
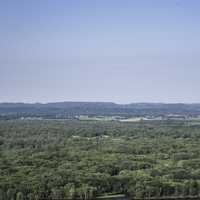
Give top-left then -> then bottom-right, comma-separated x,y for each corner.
1,0 -> 200,103
2,100 -> 200,106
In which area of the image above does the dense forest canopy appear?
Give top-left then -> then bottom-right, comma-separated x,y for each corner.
1,119 -> 200,199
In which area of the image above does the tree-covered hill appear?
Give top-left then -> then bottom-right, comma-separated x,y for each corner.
1,102 -> 200,119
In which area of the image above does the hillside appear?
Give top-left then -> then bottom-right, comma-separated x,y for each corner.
1,102 -> 200,119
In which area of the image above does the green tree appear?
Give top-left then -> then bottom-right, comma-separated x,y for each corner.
16,192 -> 23,200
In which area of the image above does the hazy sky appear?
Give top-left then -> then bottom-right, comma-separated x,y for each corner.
1,0 -> 200,103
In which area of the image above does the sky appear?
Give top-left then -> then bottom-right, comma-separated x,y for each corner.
1,0 -> 200,103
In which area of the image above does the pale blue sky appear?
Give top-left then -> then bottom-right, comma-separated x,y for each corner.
1,0 -> 200,103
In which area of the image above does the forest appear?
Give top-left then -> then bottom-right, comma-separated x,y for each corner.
1,102 -> 200,119
1,119 -> 200,199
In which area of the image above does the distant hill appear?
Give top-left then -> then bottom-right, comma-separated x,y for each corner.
1,102 -> 200,119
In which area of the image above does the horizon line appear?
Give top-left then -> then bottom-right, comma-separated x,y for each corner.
1,101 -> 200,105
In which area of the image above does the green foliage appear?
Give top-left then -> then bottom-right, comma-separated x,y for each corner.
1,120 -> 200,199
16,192 -> 23,200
